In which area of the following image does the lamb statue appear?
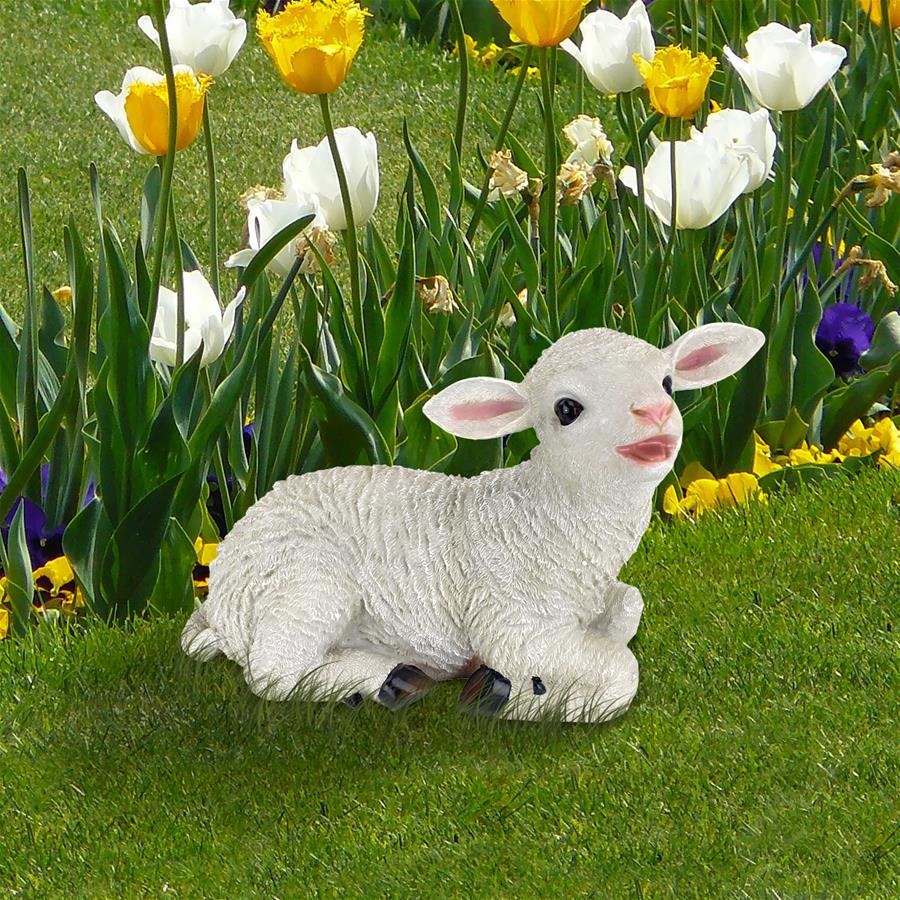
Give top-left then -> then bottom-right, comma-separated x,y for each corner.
183,322 -> 763,722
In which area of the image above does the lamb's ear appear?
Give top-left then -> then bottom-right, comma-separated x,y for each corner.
665,323 -> 765,390
423,377 -> 531,440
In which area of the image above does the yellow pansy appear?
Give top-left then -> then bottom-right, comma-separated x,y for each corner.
664,470 -> 767,520
753,433 -> 782,476
634,45 -> 717,118
257,0 -> 370,95
32,557 -> 84,613
859,0 -> 900,28
679,460 -> 715,488
492,0 -> 589,48
194,538 -> 219,568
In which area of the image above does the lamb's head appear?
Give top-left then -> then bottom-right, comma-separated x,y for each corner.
423,323 -> 764,487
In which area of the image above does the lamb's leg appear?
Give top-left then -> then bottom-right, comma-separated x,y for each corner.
319,649 -> 435,709
467,625 -> 639,724
592,580 -> 644,643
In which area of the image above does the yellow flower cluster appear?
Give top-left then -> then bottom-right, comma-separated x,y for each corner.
663,466 -> 767,520
0,557 -> 85,640
665,417 -> 900,522
453,33 -> 539,80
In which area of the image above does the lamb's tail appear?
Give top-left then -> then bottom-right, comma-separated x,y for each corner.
181,603 -> 222,661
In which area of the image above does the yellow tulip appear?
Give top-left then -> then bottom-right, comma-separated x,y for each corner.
257,0 -> 369,95
124,69 -> 211,155
491,0 -> 589,48
634,45 -> 716,118
859,0 -> 900,28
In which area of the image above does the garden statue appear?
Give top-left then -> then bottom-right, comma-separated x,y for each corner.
183,323 -> 764,722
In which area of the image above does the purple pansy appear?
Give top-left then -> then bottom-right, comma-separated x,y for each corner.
815,303 -> 875,377
0,466 -> 94,568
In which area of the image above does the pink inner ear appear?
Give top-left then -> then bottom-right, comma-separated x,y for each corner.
676,344 -> 725,371
452,399 -> 525,421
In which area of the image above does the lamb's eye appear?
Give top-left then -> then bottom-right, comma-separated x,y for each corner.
554,398 -> 583,426
662,375 -> 673,396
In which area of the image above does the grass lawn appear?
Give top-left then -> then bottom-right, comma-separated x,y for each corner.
2,468 -> 899,896
2,1 -> 900,896
0,0 -> 580,316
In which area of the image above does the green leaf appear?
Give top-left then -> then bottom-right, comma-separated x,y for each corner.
402,119 -> 442,236
147,517 -> 196,615
1,502 -> 34,637
62,498 -> 107,617
758,462 -> 848,493
792,285 -> 836,423
861,312 -> 900,371
820,351 -> 900,449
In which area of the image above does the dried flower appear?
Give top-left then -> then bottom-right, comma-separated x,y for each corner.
562,114 -> 613,168
417,275 -> 457,314
855,162 -> 900,208
238,184 -> 284,210
488,149 -> 529,200
557,160 -> 596,206
834,246 -> 897,296
296,226 -> 338,274
499,288 -> 528,327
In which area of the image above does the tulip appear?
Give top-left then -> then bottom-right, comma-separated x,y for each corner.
95,65 -> 211,155
257,0 -> 369,95
283,127 -> 379,231
226,191 -> 323,278
619,133 -> 752,229
858,0 -> 900,29
491,0 -> 589,48
692,108 -> 776,193
723,23 -> 847,112
634,46 -> 716,119
560,1 -> 654,95
137,0 -> 247,77
150,270 -> 244,367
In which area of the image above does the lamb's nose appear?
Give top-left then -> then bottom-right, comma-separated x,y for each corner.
631,400 -> 674,428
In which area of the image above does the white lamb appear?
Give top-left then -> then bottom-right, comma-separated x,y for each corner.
182,322 -> 763,723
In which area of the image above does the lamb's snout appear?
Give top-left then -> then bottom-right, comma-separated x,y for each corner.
630,400 -> 674,428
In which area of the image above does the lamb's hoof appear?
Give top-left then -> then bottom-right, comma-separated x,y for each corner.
342,692 -> 364,709
378,665 -> 434,710
459,665 -> 511,716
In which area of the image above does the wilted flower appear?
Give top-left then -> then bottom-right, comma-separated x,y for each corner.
238,184 -> 285,209
417,275 -> 457,314
257,0 -> 369,95
283,127 -> 379,230
138,0 -> 247,77
296,226 -> 339,274
95,65 -> 211,155
858,0 -> 900,29
499,288 -> 528,327
227,190 -> 323,277
150,270 -> 245,368
488,149 -> 529,200
491,0 -> 589,48
834,246 -> 897,296
724,23 -> 846,111
853,160 -> 900,207
692,108 -> 776,193
815,302 -> 875,376
557,160 -> 596,206
561,0 -> 654,95
620,133 -> 751,229
562,115 -> 613,168
634,46 -> 716,118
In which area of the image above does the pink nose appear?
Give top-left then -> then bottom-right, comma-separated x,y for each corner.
631,400 -> 674,428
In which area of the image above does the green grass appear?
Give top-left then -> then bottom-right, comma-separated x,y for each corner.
2,468 -> 899,896
0,0 -> 581,317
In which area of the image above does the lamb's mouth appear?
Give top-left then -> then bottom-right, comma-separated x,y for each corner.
615,434 -> 679,465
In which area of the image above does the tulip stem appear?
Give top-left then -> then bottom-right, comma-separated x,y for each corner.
318,92 -> 369,397
465,50 -> 532,243
147,0 -> 178,332
539,47 -> 560,338
880,0 -> 900,125
620,90 -> 647,260
691,0 -> 700,54
202,102 -> 219,299
447,0 -> 468,158
739,195 -> 762,315
773,109 -> 796,301
168,196 -> 186,369
659,138 -> 679,310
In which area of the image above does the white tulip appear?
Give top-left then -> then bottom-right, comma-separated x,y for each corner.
692,108 -> 776,193
560,0 -> 654,95
283,127 -> 379,231
137,0 -> 247,78
723,23 -> 846,112
619,134 -> 752,229
225,191 -> 323,278
150,270 -> 244,368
